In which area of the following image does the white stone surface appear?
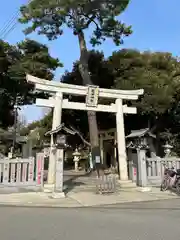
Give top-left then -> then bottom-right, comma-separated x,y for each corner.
43,184 -> 54,193
54,148 -> 64,192
27,74 -> 144,100
48,92 -> 63,184
116,99 -> 128,181
36,98 -> 137,113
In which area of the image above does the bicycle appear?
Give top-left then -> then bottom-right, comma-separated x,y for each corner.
161,164 -> 180,194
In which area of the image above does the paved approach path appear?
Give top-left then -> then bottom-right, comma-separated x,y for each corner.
1,199 -> 180,240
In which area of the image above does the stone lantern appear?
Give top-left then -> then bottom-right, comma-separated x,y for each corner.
163,142 -> 173,157
72,148 -> 81,171
45,123 -> 76,198
126,128 -> 155,189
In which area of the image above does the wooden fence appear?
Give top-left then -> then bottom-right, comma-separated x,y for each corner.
146,157 -> 180,185
0,152 -> 44,189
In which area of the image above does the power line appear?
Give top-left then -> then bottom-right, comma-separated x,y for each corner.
1,20 -> 19,40
0,12 -> 20,40
0,10 -> 19,37
0,0 -> 31,40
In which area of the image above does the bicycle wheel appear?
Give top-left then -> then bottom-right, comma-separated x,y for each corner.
161,178 -> 168,191
175,178 -> 180,194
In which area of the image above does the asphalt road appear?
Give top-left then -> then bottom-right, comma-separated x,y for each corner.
1,199 -> 180,240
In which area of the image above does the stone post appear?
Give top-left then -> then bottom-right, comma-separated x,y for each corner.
52,148 -> 65,198
136,148 -> 148,187
127,148 -> 133,181
114,132 -> 117,168
22,143 -> 28,158
115,98 -> 128,181
28,139 -> 33,157
48,92 -> 63,184
22,139 -> 33,158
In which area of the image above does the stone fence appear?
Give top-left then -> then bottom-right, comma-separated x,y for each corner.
128,152 -> 180,187
0,152 -> 44,190
146,157 -> 180,185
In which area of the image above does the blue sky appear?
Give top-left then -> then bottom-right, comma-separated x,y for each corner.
0,0 -> 180,123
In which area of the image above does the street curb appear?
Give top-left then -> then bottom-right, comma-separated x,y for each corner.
0,203 -> 82,208
0,196 -> 179,209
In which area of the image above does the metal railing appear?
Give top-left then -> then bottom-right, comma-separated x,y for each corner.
96,175 -> 116,194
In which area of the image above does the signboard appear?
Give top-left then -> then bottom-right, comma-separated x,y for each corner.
91,146 -> 102,177
86,85 -> 99,107
92,147 -> 101,163
95,156 -> 101,163
55,149 -> 64,192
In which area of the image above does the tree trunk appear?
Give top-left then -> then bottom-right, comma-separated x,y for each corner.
77,31 -> 99,149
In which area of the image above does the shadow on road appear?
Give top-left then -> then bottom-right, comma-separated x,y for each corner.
94,198 -> 180,210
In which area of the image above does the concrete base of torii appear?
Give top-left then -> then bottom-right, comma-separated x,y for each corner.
43,184 -> 54,193
51,192 -> 65,199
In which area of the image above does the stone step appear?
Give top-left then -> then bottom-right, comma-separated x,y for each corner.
118,180 -> 137,188
44,178 -> 137,192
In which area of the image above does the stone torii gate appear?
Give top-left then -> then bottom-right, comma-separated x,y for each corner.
26,74 -> 144,184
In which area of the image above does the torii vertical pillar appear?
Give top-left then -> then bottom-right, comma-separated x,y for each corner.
48,92 -> 63,184
116,99 -> 128,181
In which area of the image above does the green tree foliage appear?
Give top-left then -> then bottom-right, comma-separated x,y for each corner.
108,49 -> 180,139
20,111 -> 53,150
19,0 -> 131,44
62,50 -> 114,88
62,49 -> 180,131
22,50 -> 115,147
61,50 -> 115,135
20,111 -> 53,136
26,49 -> 180,154
0,39 -> 61,128
0,40 -> 20,127
9,39 -> 62,104
109,49 -> 180,115
19,0 -> 132,148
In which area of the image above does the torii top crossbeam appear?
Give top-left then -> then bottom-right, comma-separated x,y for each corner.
26,74 -> 144,100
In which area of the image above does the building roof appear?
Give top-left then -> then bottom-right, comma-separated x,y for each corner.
126,128 -> 156,139
45,123 -> 76,136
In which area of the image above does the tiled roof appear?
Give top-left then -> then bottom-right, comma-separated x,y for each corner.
126,128 -> 156,138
